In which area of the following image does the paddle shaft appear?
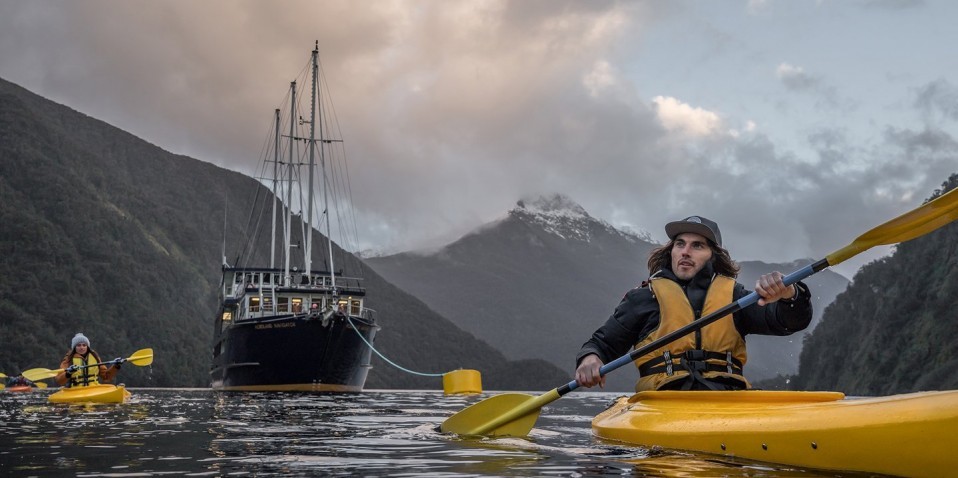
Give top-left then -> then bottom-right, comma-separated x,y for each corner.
555,258 -> 829,397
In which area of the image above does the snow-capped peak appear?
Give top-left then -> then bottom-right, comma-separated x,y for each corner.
510,194 -> 649,244
515,194 -> 591,221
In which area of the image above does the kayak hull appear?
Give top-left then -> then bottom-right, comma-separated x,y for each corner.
6,385 -> 35,393
49,384 -> 131,404
592,389 -> 958,478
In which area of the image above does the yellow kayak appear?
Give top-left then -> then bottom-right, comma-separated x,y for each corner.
593,389 -> 958,478
48,384 -> 131,404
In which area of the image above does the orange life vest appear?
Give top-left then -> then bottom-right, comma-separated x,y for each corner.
633,275 -> 749,391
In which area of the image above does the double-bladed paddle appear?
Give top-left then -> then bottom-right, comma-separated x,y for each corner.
22,348 -> 154,382
441,187 -> 958,437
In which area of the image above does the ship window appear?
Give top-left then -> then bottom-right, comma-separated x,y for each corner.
292,298 -> 303,313
222,311 -> 233,322
263,274 -> 272,285
278,297 -> 289,312
250,297 -> 261,313
350,300 -> 361,315
262,297 -> 273,312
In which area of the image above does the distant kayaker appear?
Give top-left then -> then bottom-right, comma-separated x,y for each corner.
575,216 -> 813,391
55,333 -> 121,388
5,374 -> 34,388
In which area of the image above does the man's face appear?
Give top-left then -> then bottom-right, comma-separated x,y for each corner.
670,232 -> 713,280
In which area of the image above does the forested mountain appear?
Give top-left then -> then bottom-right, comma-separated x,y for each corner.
367,196 -> 849,392
0,77 -> 570,390
793,175 -> 958,395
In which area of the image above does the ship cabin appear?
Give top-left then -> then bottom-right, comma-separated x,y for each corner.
218,267 -> 369,323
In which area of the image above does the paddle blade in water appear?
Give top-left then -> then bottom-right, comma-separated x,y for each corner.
441,393 -> 541,437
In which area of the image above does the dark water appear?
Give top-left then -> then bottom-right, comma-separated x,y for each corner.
0,389 -> 874,477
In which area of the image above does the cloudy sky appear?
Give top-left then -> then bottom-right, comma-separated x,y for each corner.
2,0 -> 957,279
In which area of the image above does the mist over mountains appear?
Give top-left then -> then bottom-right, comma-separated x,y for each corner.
367,195 -> 850,392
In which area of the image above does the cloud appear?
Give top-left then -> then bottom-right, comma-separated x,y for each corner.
775,62 -> 847,110
862,0 -> 926,10
652,96 -> 724,137
0,0 -> 954,279
914,79 -> 958,121
776,63 -> 819,91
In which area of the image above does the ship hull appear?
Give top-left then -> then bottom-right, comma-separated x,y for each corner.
211,313 -> 378,392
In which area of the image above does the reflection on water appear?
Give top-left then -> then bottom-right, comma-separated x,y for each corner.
0,389 -> 872,477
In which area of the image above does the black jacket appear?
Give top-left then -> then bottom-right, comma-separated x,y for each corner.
576,261 -> 812,367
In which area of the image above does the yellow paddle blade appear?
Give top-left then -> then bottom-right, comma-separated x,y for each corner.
827,186 -> 958,265
442,393 -> 541,437
0,372 -> 6,378
0,384 -> 4,390
22,368 -> 62,382
127,348 -> 154,366
35,381 -> 48,389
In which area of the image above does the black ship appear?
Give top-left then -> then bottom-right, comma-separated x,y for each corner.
211,42 -> 379,392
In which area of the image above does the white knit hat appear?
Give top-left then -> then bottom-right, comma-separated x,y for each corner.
71,333 -> 90,349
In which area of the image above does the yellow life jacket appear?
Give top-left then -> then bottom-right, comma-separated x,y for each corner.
69,354 -> 101,387
633,275 -> 750,391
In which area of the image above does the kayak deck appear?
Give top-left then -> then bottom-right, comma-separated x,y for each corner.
592,389 -> 958,478
49,384 -> 131,404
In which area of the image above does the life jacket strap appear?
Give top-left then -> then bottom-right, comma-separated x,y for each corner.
638,349 -> 743,377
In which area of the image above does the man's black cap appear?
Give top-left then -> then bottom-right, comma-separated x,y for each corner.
665,216 -> 722,247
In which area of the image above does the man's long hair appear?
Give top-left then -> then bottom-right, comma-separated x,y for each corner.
647,239 -> 740,278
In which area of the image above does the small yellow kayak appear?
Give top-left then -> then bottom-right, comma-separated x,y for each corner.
593,389 -> 958,478
48,384 -> 131,404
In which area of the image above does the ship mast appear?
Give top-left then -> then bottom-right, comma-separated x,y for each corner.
269,108 -> 280,269
305,45 -> 318,277
316,41 -> 337,293
284,81 -> 296,286
304,41 -> 338,293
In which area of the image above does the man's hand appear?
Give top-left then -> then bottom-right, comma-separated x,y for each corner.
755,271 -> 797,306
575,354 -> 606,389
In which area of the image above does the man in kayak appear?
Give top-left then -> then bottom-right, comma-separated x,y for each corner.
575,216 -> 812,391
55,333 -> 121,388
